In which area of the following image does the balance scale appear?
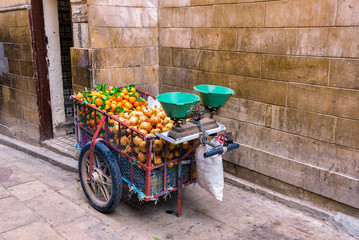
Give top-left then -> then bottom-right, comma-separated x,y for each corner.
155,85 -> 234,145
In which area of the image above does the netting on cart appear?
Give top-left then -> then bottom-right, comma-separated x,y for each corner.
109,144 -> 196,198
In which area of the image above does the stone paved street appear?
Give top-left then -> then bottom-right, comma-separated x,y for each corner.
0,143 -> 356,240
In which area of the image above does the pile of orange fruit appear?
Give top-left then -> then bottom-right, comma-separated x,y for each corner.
74,84 -> 198,170
75,84 -> 147,115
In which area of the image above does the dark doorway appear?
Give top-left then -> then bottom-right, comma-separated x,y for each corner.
57,0 -> 74,129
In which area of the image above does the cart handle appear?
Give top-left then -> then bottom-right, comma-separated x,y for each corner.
203,143 -> 239,158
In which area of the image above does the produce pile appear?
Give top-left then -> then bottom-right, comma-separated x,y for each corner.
75,84 -> 194,169
76,84 -> 147,114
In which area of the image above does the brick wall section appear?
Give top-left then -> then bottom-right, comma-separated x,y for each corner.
69,0 -> 159,95
0,8 -> 40,140
158,0 -> 359,209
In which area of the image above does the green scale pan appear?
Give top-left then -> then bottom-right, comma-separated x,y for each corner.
156,92 -> 200,119
193,85 -> 235,108
157,92 -> 216,140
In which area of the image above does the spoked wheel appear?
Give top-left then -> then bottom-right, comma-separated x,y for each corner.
79,142 -> 122,213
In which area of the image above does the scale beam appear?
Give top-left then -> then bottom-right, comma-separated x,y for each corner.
155,123 -> 226,144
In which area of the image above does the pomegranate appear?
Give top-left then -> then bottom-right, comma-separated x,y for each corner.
139,121 -> 152,133
149,116 -> 161,127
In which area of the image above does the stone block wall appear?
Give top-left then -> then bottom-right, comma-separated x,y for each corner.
0,0 -> 30,8
0,7 -> 40,140
71,48 -> 91,94
158,0 -> 359,209
71,0 -> 159,95
70,0 -> 91,94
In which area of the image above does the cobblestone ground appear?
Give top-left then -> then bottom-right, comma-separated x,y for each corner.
0,144 -> 355,240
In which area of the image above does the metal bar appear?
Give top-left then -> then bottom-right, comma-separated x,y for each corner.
84,106 -> 88,144
177,143 -> 183,217
190,141 -> 195,182
130,130 -> 134,188
29,0 -> 53,141
117,122 -> 121,166
163,141 -> 168,192
88,116 -> 107,182
105,115 -> 109,143
73,100 -> 79,146
145,138 -> 152,200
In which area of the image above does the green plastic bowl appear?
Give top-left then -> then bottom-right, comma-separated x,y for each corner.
194,85 -> 235,108
157,92 -> 200,118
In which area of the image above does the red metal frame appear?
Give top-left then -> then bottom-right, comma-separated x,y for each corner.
87,116 -> 106,182
72,89 -> 198,216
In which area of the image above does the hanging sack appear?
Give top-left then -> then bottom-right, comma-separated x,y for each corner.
195,138 -> 224,201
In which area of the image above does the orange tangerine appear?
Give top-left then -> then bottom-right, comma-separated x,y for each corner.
111,104 -> 116,112
76,93 -> 84,99
95,98 -> 103,106
129,96 -> 137,104
124,102 -> 133,109
133,101 -> 140,107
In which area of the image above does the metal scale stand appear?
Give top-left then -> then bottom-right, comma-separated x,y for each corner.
155,104 -> 239,216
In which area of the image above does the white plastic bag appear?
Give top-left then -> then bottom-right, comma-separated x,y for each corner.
195,139 -> 224,201
148,96 -> 162,108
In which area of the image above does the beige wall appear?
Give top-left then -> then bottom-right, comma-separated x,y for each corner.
0,8 -> 40,140
158,0 -> 359,209
0,0 -> 30,8
71,0 -> 159,95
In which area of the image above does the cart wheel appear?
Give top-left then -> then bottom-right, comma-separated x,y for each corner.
79,142 -> 122,213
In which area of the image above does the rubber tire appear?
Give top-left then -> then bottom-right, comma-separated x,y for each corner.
79,142 -> 122,213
